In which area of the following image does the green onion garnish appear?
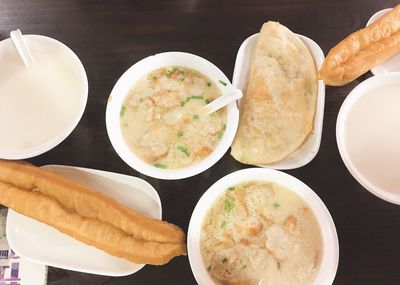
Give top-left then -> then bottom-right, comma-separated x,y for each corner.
221,220 -> 227,229
177,145 -> 189,156
218,80 -> 227,86
154,163 -> 167,169
177,130 -> 183,137
273,202 -> 281,209
228,186 -> 235,191
120,106 -> 126,117
192,114 -> 199,120
224,198 -> 235,212
186,95 -> 204,102
207,81 -> 212,87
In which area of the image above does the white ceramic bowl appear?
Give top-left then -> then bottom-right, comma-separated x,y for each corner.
337,73 -> 400,204
232,33 -> 325,169
366,8 -> 400,75
188,168 -> 339,285
106,52 -> 240,180
0,35 -> 88,159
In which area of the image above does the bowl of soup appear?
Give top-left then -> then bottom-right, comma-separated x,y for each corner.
106,52 -> 240,179
0,34 -> 88,159
188,168 -> 339,285
337,73 -> 400,204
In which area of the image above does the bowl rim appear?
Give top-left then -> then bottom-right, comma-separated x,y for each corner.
0,34 -> 88,159
187,168 -> 339,285
336,72 -> 400,205
105,51 -> 239,180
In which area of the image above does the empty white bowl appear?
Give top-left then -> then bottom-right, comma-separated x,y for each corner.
106,52 -> 239,180
188,168 -> 339,285
0,34 -> 88,159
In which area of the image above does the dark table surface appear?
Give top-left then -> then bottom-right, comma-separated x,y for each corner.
1,0 -> 400,284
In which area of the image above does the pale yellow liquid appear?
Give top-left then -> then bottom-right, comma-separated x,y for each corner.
0,39 -> 84,150
345,85 -> 400,193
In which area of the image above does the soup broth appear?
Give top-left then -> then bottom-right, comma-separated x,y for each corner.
201,181 -> 323,285
120,66 -> 227,169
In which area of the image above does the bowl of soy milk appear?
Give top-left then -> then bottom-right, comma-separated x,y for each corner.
337,73 -> 400,204
0,33 -> 88,159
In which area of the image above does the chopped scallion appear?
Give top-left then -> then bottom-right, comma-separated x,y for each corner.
192,114 -> 199,120
186,95 -> 204,102
273,202 -> 281,209
177,130 -> 183,137
218,80 -> 227,86
221,220 -> 227,229
120,105 -> 126,117
154,163 -> 167,169
224,197 -> 235,212
177,145 -> 189,156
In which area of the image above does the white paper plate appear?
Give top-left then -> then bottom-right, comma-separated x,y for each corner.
232,33 -> 325,169
0,209 -> 47,285
6,165 -> 161,276
188,168 -> 339,285
366,8 -> 400,75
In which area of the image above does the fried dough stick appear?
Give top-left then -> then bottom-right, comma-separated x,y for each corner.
0,160 -> 184,244
319,4 -> 400,86
0,181 -> 186,265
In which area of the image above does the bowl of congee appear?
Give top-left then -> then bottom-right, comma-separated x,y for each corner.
188,168 -> 339,285
106,52 -> 240,179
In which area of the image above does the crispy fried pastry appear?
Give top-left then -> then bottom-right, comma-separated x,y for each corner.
0,159 -> 184,244
0,160 -> 186,265
319,4 -> 400,86
230,21 -> 318,165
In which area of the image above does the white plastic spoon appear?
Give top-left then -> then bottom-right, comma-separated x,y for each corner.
202,88 -> 243,115
10,29 -> 35,68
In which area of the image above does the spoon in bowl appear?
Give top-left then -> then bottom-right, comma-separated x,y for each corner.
10,29 -> 35,69
202,88 -> 243,115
